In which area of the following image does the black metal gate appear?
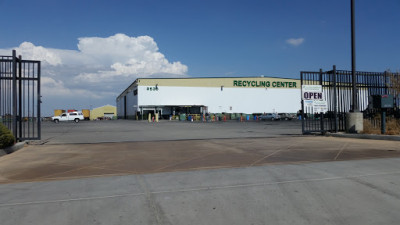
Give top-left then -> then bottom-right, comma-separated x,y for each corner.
0,50 -> 41,141
301,66 -> 399,134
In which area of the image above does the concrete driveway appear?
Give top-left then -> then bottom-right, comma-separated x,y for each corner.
1,120 -> 400,225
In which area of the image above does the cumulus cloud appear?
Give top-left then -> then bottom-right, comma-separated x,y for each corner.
286,38 -> 305,47
41,77 -> 101,99
74,34 -> 187,76
0,33 -> 188,115
14,42 -> 62,66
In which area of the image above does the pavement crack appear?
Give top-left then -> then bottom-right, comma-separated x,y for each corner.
153,152 -> 218,172
334,142 -> 349,160
250,141 -> 299,166
349,176 -> 400,200
137,175 -> 172,225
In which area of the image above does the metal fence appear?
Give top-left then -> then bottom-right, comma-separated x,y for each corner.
301,66 -> 399,134
0,50 -> 41,141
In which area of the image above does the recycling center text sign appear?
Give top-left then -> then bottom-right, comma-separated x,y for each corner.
302,85 -> 328,113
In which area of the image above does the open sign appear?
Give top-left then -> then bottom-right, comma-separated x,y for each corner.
302,85 -> 323,100
303,92 -> 322,100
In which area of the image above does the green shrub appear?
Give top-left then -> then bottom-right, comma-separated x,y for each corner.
0,123 -> 15,149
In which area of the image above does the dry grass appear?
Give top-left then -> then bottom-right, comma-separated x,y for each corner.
362,118 -> 400,135
361,71 -> 400,135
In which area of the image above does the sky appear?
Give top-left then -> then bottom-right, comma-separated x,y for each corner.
0,0 -> 399,116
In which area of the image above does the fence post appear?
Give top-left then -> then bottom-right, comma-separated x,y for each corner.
300,72 -> 305,134
37,61 -> 41,140
18,55 -> 22,140
381,109 -> 386,134
12,50 -> 17,140
319,69 -> 324,133
333,65 -> 338,133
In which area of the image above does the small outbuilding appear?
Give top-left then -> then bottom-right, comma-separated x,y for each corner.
90,105 -> 117,120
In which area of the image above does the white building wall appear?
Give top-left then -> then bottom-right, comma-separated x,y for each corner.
137,86 -> 300,114
116,97 -> 124,117
126,91 -> 138,117
116,90 -> 138,118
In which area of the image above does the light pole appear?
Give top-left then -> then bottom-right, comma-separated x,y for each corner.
351,0 -> 357,112
346,0 -> 363,133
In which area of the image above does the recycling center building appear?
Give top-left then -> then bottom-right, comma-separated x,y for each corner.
116,77 -> 301,120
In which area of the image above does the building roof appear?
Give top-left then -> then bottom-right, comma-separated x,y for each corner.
116,76 -> 300,100
92,104 -> 116,110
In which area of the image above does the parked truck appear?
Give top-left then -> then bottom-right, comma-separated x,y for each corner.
52,111 -> 84,123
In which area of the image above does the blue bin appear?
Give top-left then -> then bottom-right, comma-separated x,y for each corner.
188,115 -> 192,121
246,115 -> 250,120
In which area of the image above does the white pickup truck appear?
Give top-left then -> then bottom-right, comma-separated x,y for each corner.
52,112 -> 84,123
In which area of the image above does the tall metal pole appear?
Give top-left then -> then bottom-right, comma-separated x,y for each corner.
18,55 -> 22,140
351,0 -> 357,112
37,61 -> 41,140
12,50 -> 17,140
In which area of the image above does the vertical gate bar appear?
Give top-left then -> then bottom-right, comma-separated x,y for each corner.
310,73 -> 313,130
4,61 -> 8,128
18,55 -> 22,139
12,50 -> 18,140
310,73 -> 312,131
37,61 -> 41,140
28,62 -> 30,137
23,62 -> 26,138
315,72 -> 318,131
33,62 -> 35,138
0,61 -> 2,127
314,73 -> 317,131
341,71 -> 344,115
0,60 -> 2,126
333,66 -> 338,132
301,72 -> 305,134
319,69 -> 323,133
5,61 -> 8,128
310,73 -> 313,131
346,71 -> 349,129
384,71 -> 388,95
10,59 -> 12,130
32,62 -> 35,138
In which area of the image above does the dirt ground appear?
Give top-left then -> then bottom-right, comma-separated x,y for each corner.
1,136 -> 400,184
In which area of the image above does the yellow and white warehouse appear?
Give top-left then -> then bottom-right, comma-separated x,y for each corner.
116,77 -> 301,119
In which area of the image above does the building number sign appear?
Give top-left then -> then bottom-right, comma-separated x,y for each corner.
147,86 -> 159,91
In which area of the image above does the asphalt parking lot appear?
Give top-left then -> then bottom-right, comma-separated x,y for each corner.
39,119 -> 303,144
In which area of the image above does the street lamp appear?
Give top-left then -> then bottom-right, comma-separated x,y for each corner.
351,0 -> 357,112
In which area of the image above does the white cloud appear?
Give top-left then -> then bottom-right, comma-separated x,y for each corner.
286,38 -> 305,47
0,33 -> 188,115
41,77 -> 101,99
14,42 -> 62,66
73,34 -> 188,77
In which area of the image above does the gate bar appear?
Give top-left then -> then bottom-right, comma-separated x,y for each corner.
12,50 -> 17,139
